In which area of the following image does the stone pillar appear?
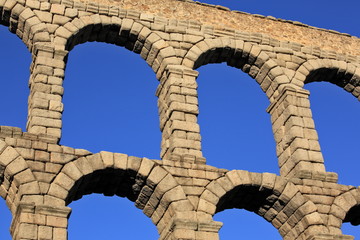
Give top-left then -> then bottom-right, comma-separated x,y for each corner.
267,86 -> 337,181
11,202 -> 71,240
156,65 -> 205,164
27,44 -> 68,142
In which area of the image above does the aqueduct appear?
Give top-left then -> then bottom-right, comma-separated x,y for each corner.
0,0 -> 359,239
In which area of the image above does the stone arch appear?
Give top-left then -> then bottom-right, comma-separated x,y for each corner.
55,15 -> 179,79
47,152 -> 194,235
328,188 -> 360,233
198,170 -> 328,239
293,59 -> 360,100
27,14 -> 180,140
182,37 -> 291,98
0,139 -> 39,214
0,2 -> 50,50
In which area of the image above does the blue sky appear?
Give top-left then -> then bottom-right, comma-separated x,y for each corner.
0,0 -> 359,239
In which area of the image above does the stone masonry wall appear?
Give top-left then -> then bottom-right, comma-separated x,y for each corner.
0,0 -> 359,239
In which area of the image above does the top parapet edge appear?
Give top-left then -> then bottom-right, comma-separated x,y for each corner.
181,0 -> 356,39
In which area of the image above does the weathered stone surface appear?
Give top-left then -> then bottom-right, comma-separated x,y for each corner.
0,0 -> 359,239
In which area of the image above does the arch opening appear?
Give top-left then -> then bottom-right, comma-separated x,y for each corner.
0,25 -> 31,131
63,18 -> 176,77
344,204 -> 360,226
65,21 -> 142,55
305,68 -> 348,86
304,82 -> 360,186
65,165 -> 160,239
342,204 -> 360,238
197,63 -> 277,172
186,39 -> 277,97
215,208 -> 281,239
304,66 -> 359,98
215,182 -> 277,216
192,44 -> 253,72
0,197 -> 12,240
213,182 -> 282,239
305,80 -> 360,239
60,42 -> 161,158
203,173 -> 312,239
68,194 -> 158,239
66,167 -> 146,206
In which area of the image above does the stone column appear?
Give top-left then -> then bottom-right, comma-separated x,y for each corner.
11,202 -> 71,240
267,86 -> 337,181
27,45 -> 68,142
156,65 -> 205,164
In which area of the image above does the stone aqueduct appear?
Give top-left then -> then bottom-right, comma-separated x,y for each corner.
0,0 -> 359,239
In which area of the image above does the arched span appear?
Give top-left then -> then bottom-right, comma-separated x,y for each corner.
0,139 -> 39,214
293,59 -> 360,100
182,37 -> 291,96
47,152 -> 194,235
329,188 -> 360,231
54,15 -> 179,79
198,170 -> 328,239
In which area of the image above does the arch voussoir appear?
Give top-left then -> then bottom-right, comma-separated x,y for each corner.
1,0 -> 17,26
184,37 -> 290,101
294,58 -> 360,100
200,170 -> 327,239
329,188 -> 360,231
56,14 -> 178,81
47,151 -> 194,236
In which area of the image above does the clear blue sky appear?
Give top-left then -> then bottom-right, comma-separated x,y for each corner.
0,0 -> 359,239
